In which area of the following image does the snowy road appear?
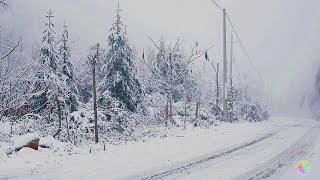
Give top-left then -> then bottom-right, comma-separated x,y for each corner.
273,129 -> 320,180
236,126 -> 319,180
133,132 -> 277,180
0,117 -> 319,180
131,118 -> 320,180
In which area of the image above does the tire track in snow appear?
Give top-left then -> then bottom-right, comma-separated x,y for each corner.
234,126 -> 319,180
129,131 -> 278,180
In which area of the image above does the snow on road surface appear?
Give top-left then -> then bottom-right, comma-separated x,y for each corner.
0,117 -> 318,180
235,125 -> 319,180
168,118 -> 320,180
139,122 -> 315,180
272,124 -> 320,180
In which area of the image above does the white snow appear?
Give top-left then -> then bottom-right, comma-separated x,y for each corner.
0,120 -> 11,135
39,136 -> 58,149
0,117 -> 306,180
12,133 -> 40,149
273,125 -> 320,180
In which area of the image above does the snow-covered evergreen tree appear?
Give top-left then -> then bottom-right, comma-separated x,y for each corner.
98,4 -> 141,112
29,10 -> 71,139
58,23 -> 79,112
39,9 -> 58,73
31,9 -> 59,112
59,24 -> 77,93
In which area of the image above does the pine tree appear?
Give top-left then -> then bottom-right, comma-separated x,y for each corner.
58,23 -> 79,112
98,4 -> 141,112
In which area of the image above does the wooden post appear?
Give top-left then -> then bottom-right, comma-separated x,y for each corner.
229,31 -> 234,122
165,99 -> 169,125
216,63 -> 220,109
91,43 -> 99,144
184,98 -> 187,129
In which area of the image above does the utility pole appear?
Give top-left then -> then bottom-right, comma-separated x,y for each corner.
222,9 -> 228,121
216,63 -> 220,114
216,63 -> 220,105
230,31 -> 234,91
229,31 -> 234,122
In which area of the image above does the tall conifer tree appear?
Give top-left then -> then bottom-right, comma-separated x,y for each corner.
99,3 -> 141,112
58,23 -> 79,112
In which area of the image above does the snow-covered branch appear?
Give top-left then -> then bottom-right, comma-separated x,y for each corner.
0,38 -> 22,61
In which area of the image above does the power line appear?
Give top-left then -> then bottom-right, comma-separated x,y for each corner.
207,0 -> 264,82
209,0 -> 223,11
225,13 -> 264,82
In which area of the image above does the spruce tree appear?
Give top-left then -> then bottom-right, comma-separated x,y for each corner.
31,9 -> 59,112
30,10 -> 69,138
99,4 -> 141,112
58,23 -> 79,112
39,9 -> 58,73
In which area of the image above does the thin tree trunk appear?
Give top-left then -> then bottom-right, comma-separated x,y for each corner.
57,100 -> 62,129
10,118 -> 14,134
169,99 -> 173,123
92,44 -> 99,144
184,99 -> 187,129
196,101 -> 199,119
165,99 -> 169,125
66,113 -> 70,141
93,63 -> 98,143
168,53 -> 174,126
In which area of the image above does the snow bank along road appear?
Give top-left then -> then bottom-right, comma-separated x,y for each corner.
0,117 -> 319,180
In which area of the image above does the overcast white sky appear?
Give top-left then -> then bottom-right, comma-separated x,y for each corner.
1,0 -> 320,114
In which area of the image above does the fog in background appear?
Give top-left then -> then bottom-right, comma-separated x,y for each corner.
1,0 -> 320,116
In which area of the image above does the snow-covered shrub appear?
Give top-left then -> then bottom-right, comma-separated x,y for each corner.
192,107 -> 214,127
245,103 -> 269,122
13,114 -> 42,135
63,91 -> 153,144
140,92 -> 168,123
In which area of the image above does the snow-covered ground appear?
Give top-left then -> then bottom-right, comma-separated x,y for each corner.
0,117 -> 318,180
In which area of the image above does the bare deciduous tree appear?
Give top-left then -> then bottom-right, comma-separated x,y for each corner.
87,43 -> 100,143
141,38 -> 214,126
